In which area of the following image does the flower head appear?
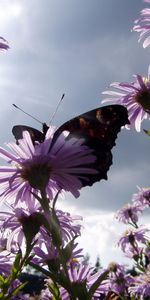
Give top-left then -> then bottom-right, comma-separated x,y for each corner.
102,66 -> 150,131
129,268 -> 150,299
133,0 -> 150,48
33,241 -> 83,268
107,262 -> 133,296
0,202 -> 82,257
0,37 -> 9,51
40,261 -> 108,299
116,203 -> 144,224
0,127 -> 97,205
117,227 -> 150,257
132,186 -> 150,208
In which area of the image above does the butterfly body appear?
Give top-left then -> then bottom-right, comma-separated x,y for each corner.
12,105 -> 129,187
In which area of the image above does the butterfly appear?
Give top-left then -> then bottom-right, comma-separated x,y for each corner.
12,104 -> 129,187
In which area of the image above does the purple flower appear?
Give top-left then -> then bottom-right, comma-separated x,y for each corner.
102,66 -> 150,131
40,261 -> 108,299
107,262 -> 133,296
0,37 -> 9,51
0,127 -> 97,204
33,241 -> 83,268
129,269 -> 150,299
132,186 -> 150,208
60,262 -> 108,299
0,203 -> 82,256
117,227 -> 150,257
0,202 -> 41,252
133,0 -> 150,48
116,203 -> 143,224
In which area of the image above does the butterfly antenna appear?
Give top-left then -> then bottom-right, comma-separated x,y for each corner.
12,104 -> 43,125
49,93 -> 65,125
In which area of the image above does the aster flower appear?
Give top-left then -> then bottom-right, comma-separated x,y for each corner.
129,268 -> 150,299
60,261 -> 109,299
0,36 -> 9,51
40,261 -> 108,300
0,202 -> 82,256
0,202 -> 41,252
132,186 -> 150,208
33,241 -> 83,268
102,66 -> 150,131
133,0 -> 150,48
0,127 -> 97,205
117,227 -> 150,256
116,203 -> 144,225
107,262 -> 133,296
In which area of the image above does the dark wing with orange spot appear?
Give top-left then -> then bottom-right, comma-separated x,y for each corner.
53,104 -> 129,187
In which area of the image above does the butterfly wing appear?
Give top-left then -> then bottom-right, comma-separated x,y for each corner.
54,104 -> 129,187
12,105 -> 129,188
12,125 -> 45,144
55,104 -> 129,147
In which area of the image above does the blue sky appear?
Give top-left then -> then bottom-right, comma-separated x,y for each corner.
0,0 -> 150,266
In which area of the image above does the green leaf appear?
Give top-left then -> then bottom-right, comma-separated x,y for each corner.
50,211 -> 62,248
48,282 -> 61,300
71,282 -> 89,300
11,282 -> 27,296
29,261 -> 52,277
12,251 -> 22,274
60,237 -> 78,264
0,292 -> 4,299
143,129 -> 150,136
0,275 -> 5,284
87,270 -> 109,300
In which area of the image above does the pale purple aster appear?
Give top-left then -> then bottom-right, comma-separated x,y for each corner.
0,127 -> 97,204
102,66 -> 150,131
0,203 -> 82,255
117,227 -> 150,255
51,210 -> 82,243
0,37 -> 9,51
0,201 -> 41,252
129,269 -> 150,299
107,262 -> 133,296
33,241 -> 83,267
116,203 -> 144,224
60,261 -> 108,299
132,186 -> 150,208
40,261 -> 108,300
133,0 -> 150,48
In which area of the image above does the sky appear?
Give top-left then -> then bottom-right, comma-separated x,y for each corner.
0,0 -> 150,266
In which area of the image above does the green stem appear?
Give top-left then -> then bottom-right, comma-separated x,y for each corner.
40,188 -> 50,213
